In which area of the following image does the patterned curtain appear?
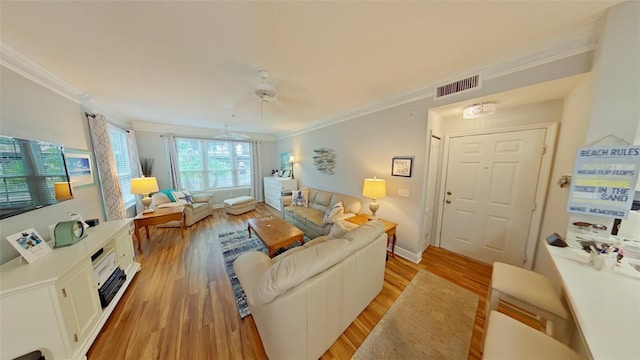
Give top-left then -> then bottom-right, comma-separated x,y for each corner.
126,130 -> 144,213
164,134 -> 181,189
87,114 -> 126,220
250,140 -> 264,201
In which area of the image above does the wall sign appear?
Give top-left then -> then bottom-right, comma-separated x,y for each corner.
391,156 -> 414,177
567,145 -> 640,219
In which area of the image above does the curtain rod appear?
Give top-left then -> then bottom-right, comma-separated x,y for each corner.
85,112 -> 131,133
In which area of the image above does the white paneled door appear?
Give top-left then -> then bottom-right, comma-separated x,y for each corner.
441,129 -> 546,266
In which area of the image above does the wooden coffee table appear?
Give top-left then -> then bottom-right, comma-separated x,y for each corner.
247,216 -> 304,257
133,206 -> 185,251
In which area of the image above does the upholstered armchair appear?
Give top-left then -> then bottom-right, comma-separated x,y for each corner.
150,190 -> 213,227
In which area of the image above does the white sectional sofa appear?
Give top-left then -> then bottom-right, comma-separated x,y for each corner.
233,220 -> 387,360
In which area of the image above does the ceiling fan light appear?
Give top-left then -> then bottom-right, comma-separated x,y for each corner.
255,83 -> 276,100
463,102 -> 496,119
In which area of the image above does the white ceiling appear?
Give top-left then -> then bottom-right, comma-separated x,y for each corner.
0,1 -> 620,136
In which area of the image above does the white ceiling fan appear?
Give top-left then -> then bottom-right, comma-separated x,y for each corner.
217,115 -> 250,140
255,70 -> 277,102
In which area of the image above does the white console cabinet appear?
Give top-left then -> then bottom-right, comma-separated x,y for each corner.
0,219 -> 141,360
264,177 -> 297,211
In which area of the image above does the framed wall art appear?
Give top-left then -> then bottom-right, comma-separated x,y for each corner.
64,148 -> 96,187
391,156 -> 414,177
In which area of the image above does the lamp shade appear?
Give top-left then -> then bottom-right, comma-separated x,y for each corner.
130,177 -> 159,195
362,178 -> 386,199
289,155 -> 296,163
54,182 -> 74,201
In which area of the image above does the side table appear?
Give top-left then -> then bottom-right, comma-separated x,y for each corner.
133,206 -> 185,250
346,214 -> 398,257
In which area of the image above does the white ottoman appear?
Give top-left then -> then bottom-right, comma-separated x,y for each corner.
484,311 -> 581,360
224,196 -> 256,215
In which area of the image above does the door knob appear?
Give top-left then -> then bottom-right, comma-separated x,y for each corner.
446,191 -> 452,195
445,200 -> 451,204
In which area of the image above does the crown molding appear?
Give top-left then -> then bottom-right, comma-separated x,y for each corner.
0,42 -> 85,104
278,20 -> 601,140
131,120 -> 276,142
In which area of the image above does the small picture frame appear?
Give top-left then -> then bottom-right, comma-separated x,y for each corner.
6,228 -> 52,263
391,156 -> 414,177
283,169 -> 292,178
65,148 -> 96,188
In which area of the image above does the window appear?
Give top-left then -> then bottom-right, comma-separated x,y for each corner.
108,126 -> 135,206
175,138 -> 252,191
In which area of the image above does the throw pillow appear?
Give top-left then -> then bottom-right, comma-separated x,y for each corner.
291,189 -> 309,207
171,189 -> 193,204
323,201 -> 344,224
160,189 -> 177,202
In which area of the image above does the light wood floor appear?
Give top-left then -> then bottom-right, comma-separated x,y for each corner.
88,203 -> 494,360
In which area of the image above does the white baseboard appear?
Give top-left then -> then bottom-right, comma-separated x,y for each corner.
391,245 -> 423,264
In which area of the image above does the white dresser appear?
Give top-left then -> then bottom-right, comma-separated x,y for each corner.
264,177 -> 297,211
0,219 -> 140,360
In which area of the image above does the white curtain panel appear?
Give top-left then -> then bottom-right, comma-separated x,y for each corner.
250,140 -> 264,201
164,134 -> 181,189
87,114 -> 126,220
126,130 -> 144,214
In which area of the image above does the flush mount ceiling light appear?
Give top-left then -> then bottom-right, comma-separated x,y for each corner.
463,102 -> 496,119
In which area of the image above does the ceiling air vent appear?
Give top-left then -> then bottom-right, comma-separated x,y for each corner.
434,73 -> 482,100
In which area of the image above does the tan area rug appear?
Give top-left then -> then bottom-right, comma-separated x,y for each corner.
352,270 -> 479,360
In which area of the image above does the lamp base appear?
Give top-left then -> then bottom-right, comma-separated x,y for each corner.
141,194 -> 154,214
369,200 -> 380,218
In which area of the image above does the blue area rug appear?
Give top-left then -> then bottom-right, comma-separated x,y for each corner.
219,229 -> 304,318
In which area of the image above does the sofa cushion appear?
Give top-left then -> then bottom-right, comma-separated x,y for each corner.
323,201 -> 344,224
254,238 -> 351,306
287,206 -> 324,227
327,219 -> 359,240
342,220 -> 385,252
157,201 -> 191,209
309,189 -> 332,212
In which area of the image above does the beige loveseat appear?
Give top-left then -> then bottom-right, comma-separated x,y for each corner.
281,188 -> 361,239
150,191 -> 213,227
234,220 -> 387,360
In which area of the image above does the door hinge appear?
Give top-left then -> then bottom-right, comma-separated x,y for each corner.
62,288 -> 67,298
542,146 -> 547,154
74,333 -> 79,342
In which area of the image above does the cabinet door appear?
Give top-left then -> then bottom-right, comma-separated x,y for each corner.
115,226 -> 136,271
56,260 -> 101,351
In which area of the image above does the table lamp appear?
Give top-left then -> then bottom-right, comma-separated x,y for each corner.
130,176 -> 159,213
54,182 -> 74,201
289,155 -> 296,179
362,177 -> 386,218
